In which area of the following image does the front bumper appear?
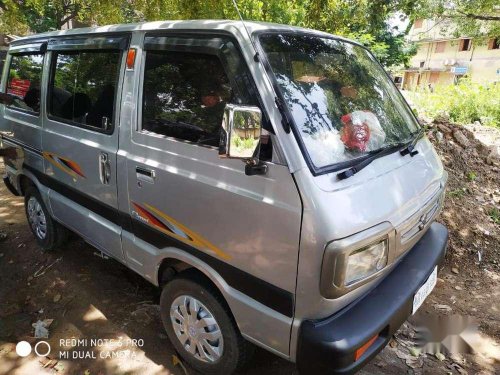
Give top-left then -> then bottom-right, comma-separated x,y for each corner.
297,222 -> 448,374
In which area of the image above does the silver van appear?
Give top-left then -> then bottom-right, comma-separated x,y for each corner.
0,21 -> 448,374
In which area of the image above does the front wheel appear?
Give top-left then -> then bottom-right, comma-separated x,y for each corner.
24,186 -> 67,251
160,273 -> 253,374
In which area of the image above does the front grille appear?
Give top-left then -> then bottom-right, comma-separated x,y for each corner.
395,187 -> 445,258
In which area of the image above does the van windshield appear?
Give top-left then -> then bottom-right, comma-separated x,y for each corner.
258,33 -> 420,171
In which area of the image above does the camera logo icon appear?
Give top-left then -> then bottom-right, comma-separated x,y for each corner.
16,341 -> 51,357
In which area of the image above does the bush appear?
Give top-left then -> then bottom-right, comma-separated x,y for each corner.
405,78 -> 500,128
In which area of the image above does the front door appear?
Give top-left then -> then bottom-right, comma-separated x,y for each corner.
122,34 -> 302,317
41,36 -> 128,260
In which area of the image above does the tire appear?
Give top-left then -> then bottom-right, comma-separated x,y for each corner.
24,186 -> 67,251
160,272 -> 253,374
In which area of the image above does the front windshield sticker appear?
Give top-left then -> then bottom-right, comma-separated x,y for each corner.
259,33 -> 420,171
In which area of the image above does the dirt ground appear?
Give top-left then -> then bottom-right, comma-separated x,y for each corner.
0,122 -> 499,375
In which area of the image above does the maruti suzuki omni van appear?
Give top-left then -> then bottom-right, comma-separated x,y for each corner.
0,21 -> 448,374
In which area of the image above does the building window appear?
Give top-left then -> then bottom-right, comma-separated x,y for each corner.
488,38 -> 499,50
435,41 -> 446,53
48,50 -> 121,132
419,61 -> 425,68
6,53 -> 44,114
459,39 -> 471,52
414,19 -> 423,29
142,51 -> 232,147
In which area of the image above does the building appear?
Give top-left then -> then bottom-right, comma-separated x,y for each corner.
402,19 -> 500,90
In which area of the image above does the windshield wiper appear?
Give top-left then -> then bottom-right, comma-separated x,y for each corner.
400,125 -> 426,157
337,143 -> 404,180
337,125 -> 427,180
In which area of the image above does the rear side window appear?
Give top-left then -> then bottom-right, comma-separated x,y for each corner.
6,53 -> 44,114
142,52 -> 231,147
48,51 -> 121,131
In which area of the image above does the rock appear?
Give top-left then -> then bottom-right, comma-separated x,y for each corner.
409,347 -> 421,357
32,320 -> 50,338
419,116 -> 432,125
486,145 -> 500,164
435,304 -> 452,312
53,294 -> 61,303
451,267 -> 459,274
455,286 -> 462,290
435,352 -> 446,361
436,131 -> 444,143
434,112 -> 450,123
453,130 -> 470,148
437,124 -> 452,134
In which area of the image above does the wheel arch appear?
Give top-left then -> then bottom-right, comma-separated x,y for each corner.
157,255 -> 231,304
18,174 -> 35,196
156,253 -> 240,325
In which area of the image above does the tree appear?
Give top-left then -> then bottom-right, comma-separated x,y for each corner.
401,0 -> 500,40
0,0 -> 125,34
1,0 -> 417,68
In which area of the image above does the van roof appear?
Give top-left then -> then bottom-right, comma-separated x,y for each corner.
12,20 -> 358,46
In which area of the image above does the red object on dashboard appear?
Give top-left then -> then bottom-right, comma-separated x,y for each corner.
340,113 -> 371,152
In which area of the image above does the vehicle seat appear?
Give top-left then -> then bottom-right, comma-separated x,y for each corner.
61,92 -> 91,122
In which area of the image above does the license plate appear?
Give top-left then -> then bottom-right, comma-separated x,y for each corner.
412,266 -> 437,314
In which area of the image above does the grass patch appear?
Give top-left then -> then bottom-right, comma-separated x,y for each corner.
467,172 -> 477,182
406,78 -> 500,128
447,188 -> 466,198
488,207 -> 500,224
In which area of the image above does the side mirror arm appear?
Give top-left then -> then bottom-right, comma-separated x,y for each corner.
245,158 -> 268,176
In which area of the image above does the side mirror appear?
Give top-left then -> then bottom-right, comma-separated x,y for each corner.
219,104 -> 268,175
0,92 -> 16,106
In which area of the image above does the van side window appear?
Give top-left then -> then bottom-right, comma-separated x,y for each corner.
48,51 -> 120,131
142,52 -> 231,147
6,53 -> 44,114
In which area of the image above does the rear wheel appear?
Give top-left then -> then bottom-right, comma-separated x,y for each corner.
24,186 -> 67,251
160,273 -> 253,374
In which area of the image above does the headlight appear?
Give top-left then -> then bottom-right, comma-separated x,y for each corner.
320,222 -> 395,299
345,240 -> 388,285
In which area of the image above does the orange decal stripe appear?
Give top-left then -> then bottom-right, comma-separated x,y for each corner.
144,203 -> 231,260
132,202 -> 172,233
60,158 -> 85,178
43,151 -> 85,179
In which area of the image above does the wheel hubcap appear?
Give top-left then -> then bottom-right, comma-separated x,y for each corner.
27,196 -> 47,240
170,295 -> 224,363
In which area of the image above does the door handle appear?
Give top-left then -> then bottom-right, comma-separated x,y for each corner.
99,152 -> 111,185
136,166 -> 156,184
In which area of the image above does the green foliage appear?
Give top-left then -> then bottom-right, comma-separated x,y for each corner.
0,0 -> 126,34
406,79 -> 500,128
488,207 -> 500,224
401,0 -> 500,40
447,188 -> 466,198
232,135 -> 255,150
0,0 -> 416,69
467,171 -> 477,182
